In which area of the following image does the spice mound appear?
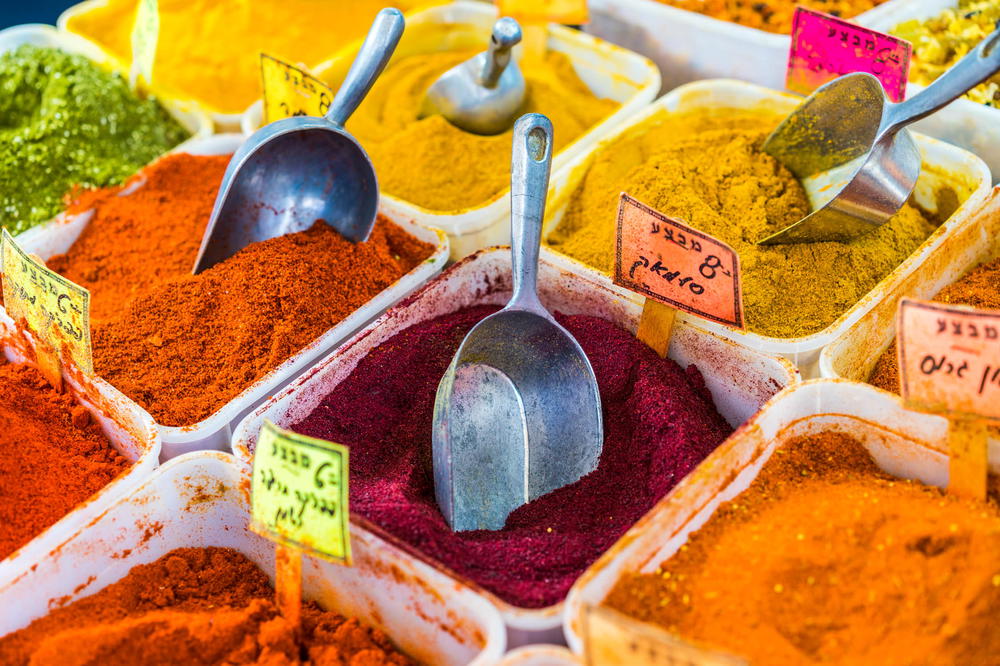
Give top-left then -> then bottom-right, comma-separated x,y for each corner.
653,0 -> 892,34
49,152 -> 435,427
346,48 -> 619,212
290,305 -> 732,608
893,0 -> 1000,107
605,431 -> 1000,665
871,257 -> 1000,392
0,547 -> 413,665
0,44 -> 188,234
546,111 -> 938,338
0,361 -> 129,561
65,0 -> 413,115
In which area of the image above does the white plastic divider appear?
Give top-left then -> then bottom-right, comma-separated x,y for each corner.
0,332 -> 161,588
584,0 -> 910,94
0,451 -> 506,665
540,78 -> 993,378
229,247 -> 799,647
5,133 -> 450,459
241,1 -> 661,261
562,378 -> 1000,657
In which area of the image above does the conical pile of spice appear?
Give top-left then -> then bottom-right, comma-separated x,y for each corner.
0,360 -> 130,561
0,547 -> 413,665
289,303 -> 732,608
604,431 -> 1000,664
45,152 -> 435,426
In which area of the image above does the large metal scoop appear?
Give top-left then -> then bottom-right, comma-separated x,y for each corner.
759,25 -> 1000,245
192,8 -> 405,274
432,113 -> 603,532
422,17 -> 525,136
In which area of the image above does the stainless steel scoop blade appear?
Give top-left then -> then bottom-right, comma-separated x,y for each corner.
192,8 -> 405,274
422,17 -> 525,136
432,114 -> 603,532
759,25 -> 1000,245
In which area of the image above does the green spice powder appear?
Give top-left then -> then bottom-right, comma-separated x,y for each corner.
0,44 -> 189,234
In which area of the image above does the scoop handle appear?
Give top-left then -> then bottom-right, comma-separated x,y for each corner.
509,113 -> 553,311
481,18 -> 522,88
884,25 -> 1000,135
325,8 -> 405,127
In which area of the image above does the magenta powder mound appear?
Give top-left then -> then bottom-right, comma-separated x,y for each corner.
291,305 -> 732,608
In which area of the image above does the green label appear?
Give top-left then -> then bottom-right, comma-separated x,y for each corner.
1,229 -> 92,374
250,420 -> 352,564
131,0 -> 159,86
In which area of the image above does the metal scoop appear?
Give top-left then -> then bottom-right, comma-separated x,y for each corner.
422,17 -> 525,136
759,25 -> 1000,245
432,114 -> 603,532
192,8 -> 405,274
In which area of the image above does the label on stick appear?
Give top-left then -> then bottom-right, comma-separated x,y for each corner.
496,0 -> 588,25
898,298 -> 1000,422
1,230 -> 92,374
614,194 -> 744,329
584,605 -> 746,666
786,7 -> 911,103
260,54 -> 334,124
130,0 -> 159,86
250,420 -> 352,564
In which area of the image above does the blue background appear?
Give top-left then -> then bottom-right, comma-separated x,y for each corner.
1,1 -> 78,30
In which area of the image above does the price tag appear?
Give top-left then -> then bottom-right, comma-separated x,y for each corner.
250,420 -> 351,564
786,7 -> 911,103
1,229 -> 92,376
584,605 -> 746,666
130,0 -> 159,86
496,0 -> 588,25
614,194 -> 744,330
260,54 -> 334,124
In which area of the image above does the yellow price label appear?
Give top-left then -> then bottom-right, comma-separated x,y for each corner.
260,54 -> 334,124
130,0 -> 158,86
1,229 -> 92,374
496,0 -> 589,24
250,420 -> 351,564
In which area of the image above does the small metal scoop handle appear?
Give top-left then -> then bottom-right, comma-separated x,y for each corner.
325,7 -> 405,127
883,25 -> 1000,137
480,17 -> 522,88
509,113 -> 553,313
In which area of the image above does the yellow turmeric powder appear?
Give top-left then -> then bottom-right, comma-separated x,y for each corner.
65,0 -> 414,115
344,50 -> 619,212
546,110 -> 939,339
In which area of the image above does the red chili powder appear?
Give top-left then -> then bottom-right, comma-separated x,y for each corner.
0,361 -> 129,560
0,547 -> 413,665
290,305 -> 732,608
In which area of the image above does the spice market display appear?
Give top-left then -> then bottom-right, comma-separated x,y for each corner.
1,0 -> 999,664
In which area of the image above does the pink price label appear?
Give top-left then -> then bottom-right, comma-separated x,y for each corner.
786,7 -> 911,103
898,298 -> 1000,422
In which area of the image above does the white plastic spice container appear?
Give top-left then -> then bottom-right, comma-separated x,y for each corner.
584,0 -> 909,93
562,378 -> 999,658
5,133 -> 450,460
241,1 -> 661,261
0,337 -> 161,588
540,78 -> 993,378
230,247 -> 799,647
0,451 -> 507,665
862,0 -> 1000,183
498,645 -> 582,665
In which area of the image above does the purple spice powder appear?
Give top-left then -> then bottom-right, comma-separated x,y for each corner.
291,305 -> 731,608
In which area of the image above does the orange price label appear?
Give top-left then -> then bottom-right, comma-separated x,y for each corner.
898,298 -> 1000,422
614,194 -> 744,329
496,0 -> 588,24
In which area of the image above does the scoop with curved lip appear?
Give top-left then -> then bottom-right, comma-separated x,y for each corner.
432,113 -> 604,533
192,8 -> 405,274
759,25 -> 1000,245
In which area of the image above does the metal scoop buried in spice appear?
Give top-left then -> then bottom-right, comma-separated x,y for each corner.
759,25 -> 1000,245
421,17 -> 525,135
432,114 -> 603,532
192,8 -> 404,274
